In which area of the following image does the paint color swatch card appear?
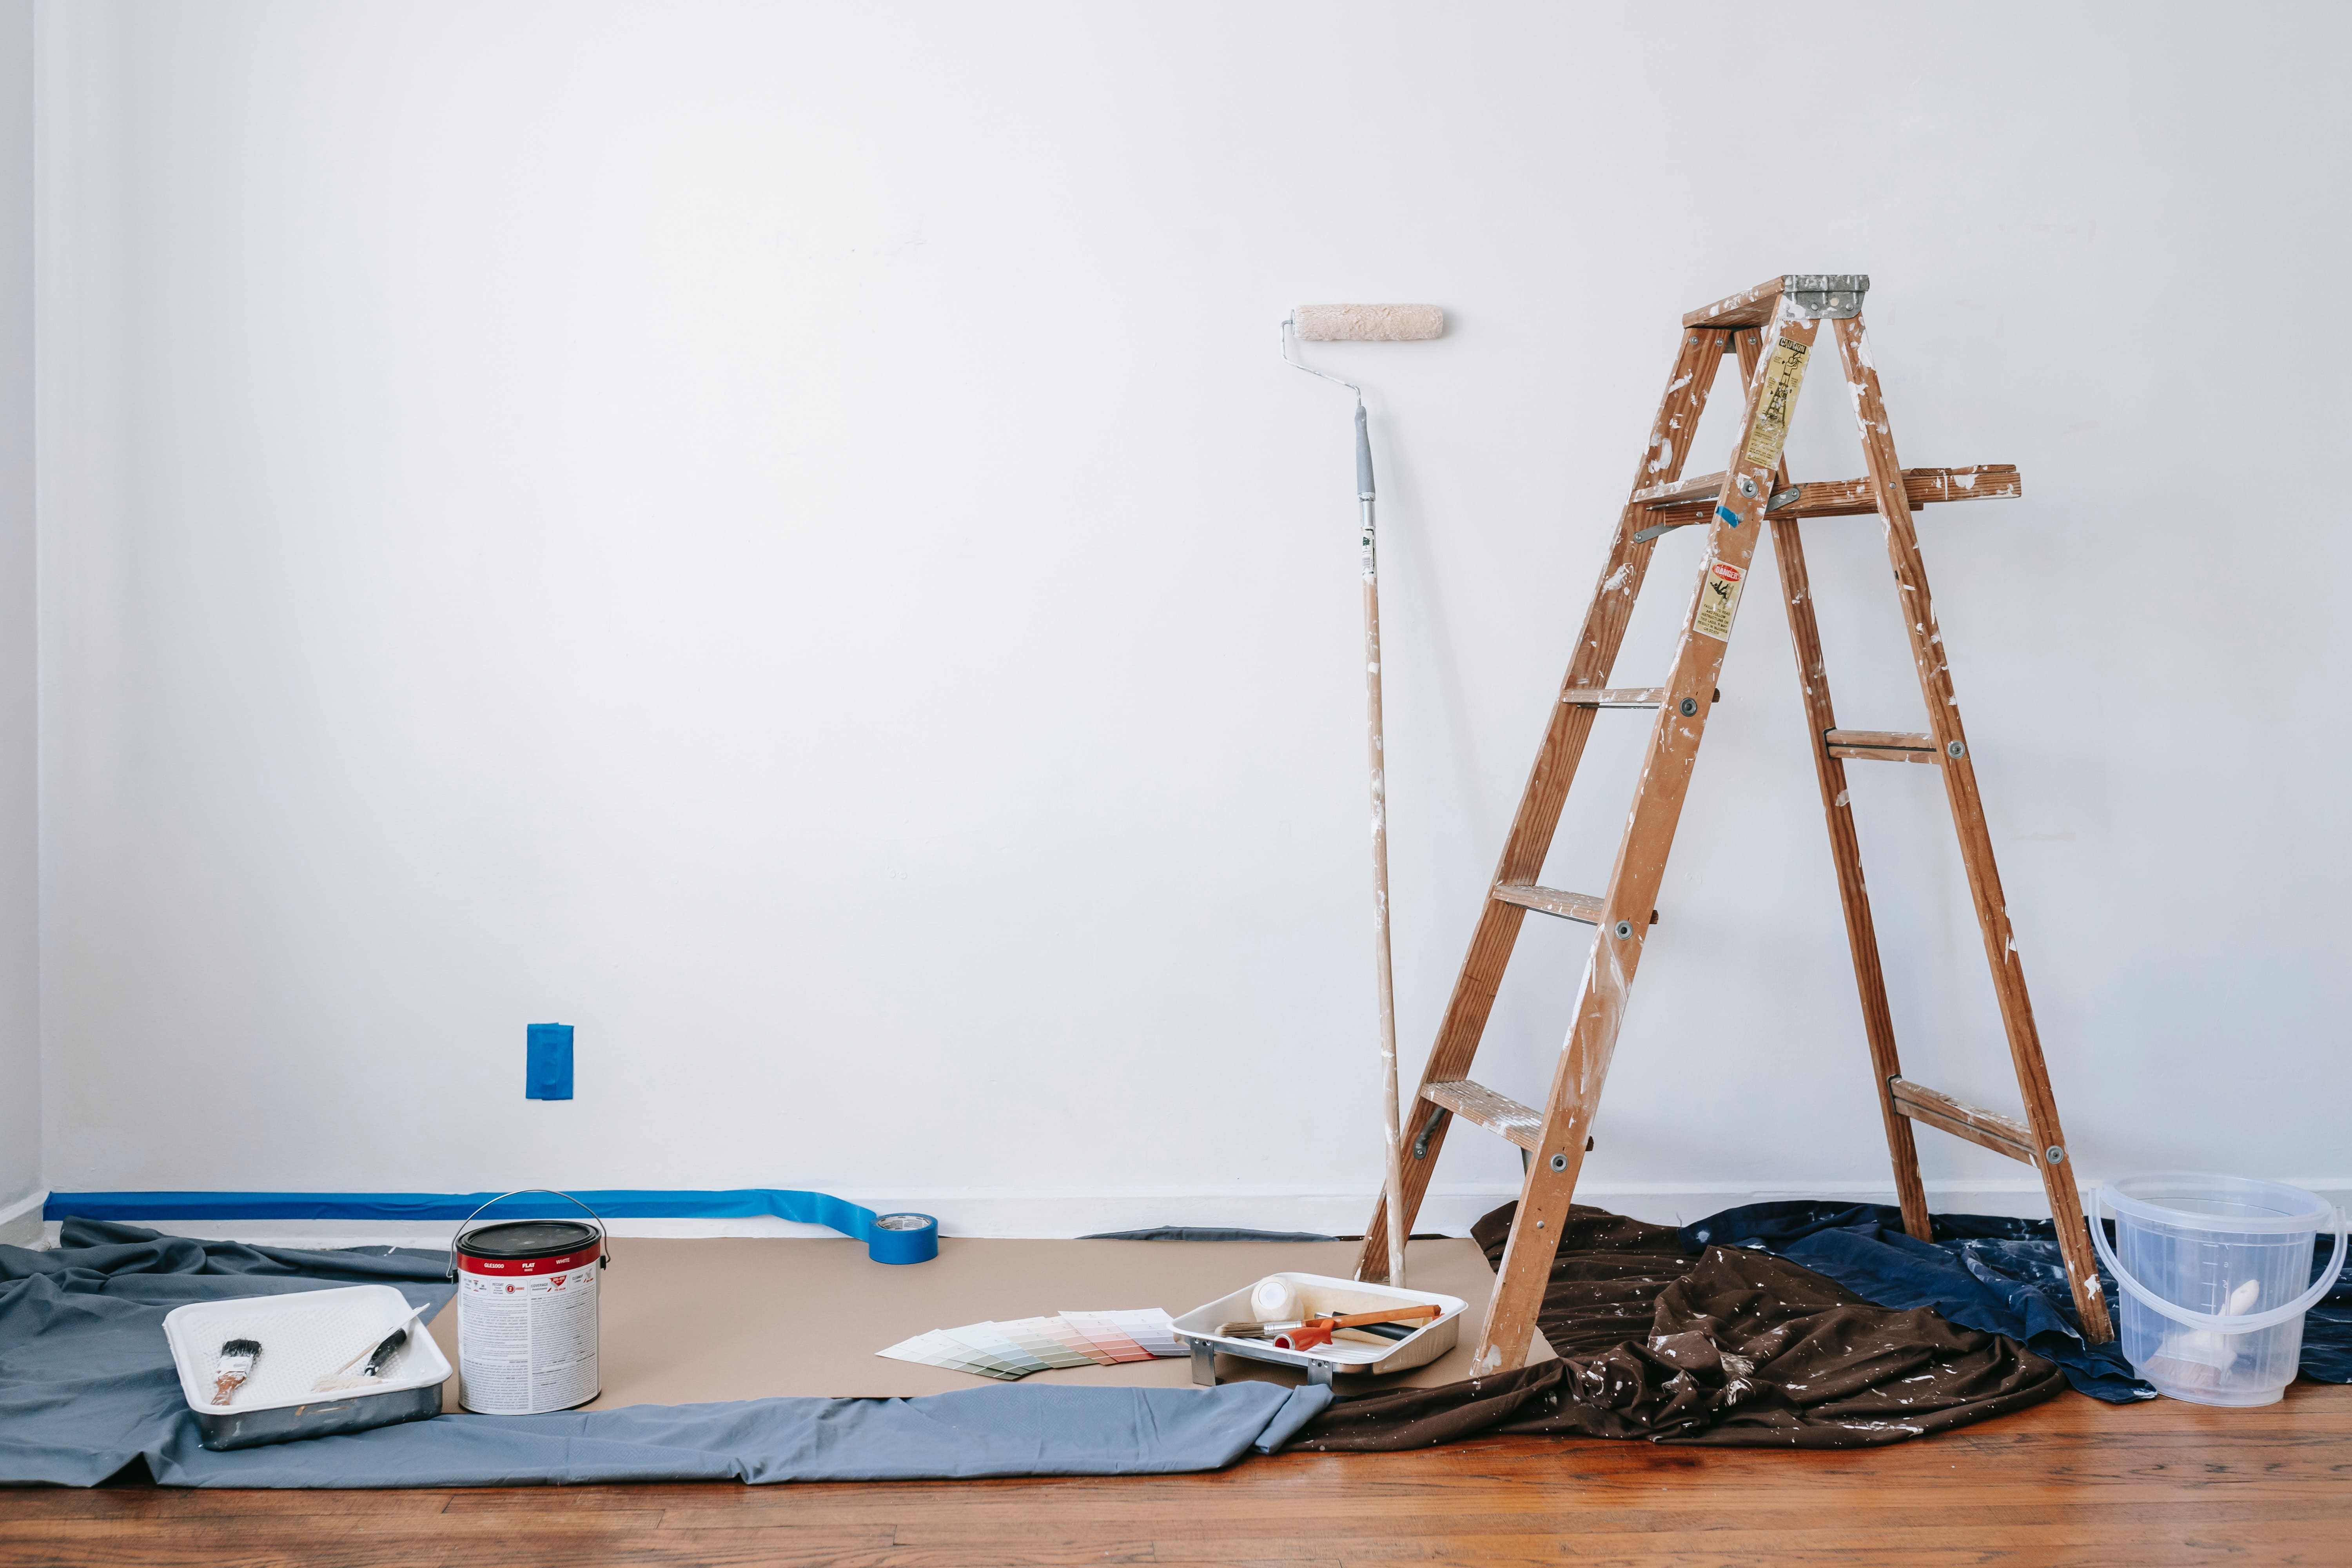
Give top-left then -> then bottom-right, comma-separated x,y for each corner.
990,1318 -> 1102,1369
876,1330 -> 1022,1381
878,1310 -> 1184,1380
934,1323 -> 1053,1377
1052,1312 -> 1152,1363
1060,1309 -> 1182,1360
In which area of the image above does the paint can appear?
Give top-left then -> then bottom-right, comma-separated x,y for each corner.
448,1189 -> 608,1416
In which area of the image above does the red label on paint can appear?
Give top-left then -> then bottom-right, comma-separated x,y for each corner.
456,1243 -> 601,1277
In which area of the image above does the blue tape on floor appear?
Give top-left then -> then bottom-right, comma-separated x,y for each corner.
40,1190 -> 940,1265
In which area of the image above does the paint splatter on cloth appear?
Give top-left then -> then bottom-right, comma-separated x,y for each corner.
1294,1205 -> 2067,1450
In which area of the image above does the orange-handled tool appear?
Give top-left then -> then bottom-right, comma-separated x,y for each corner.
1267,1304 -> 1440,1351
1326,1304 -> 1441,1329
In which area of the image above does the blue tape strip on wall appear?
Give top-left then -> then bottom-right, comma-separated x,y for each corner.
41,1189 -> 940,1265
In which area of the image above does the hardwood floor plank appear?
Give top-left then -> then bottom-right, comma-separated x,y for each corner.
0,1489 -> 464,1521
0,1387 -> 2345,1568
1130,1520 -> 2352,1559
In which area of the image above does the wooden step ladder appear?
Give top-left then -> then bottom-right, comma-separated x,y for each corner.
1357,274 -> 2114,1374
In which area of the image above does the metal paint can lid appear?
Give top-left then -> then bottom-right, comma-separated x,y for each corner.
456,1219 -> 599,1261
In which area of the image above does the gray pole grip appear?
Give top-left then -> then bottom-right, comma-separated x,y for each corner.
1354,402 -> 1375,501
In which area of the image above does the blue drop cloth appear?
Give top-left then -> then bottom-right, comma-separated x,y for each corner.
1681,1201 -> 2352,1403
0,1220 -> 1327,1488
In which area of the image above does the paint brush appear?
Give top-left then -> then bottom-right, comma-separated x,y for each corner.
212,1338 -> 261,1406
314,1305 -> 426,1392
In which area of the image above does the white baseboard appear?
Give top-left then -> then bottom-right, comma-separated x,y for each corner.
47,1177 -> 2347,1251
0,1189 -> 46,1248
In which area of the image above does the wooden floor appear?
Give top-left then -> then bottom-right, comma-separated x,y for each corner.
3,1383 -> 2345,1567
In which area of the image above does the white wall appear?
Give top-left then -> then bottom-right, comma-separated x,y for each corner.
0,0 -> 35,1248
31,2 -> 2352,1240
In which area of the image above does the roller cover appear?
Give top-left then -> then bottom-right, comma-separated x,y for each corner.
1293,303 -> 1444,342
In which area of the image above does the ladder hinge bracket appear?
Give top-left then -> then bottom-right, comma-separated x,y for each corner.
1781,274 -> 1869,319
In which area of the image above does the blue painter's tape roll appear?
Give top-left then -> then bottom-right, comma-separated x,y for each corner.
866,1212 -> 939,1265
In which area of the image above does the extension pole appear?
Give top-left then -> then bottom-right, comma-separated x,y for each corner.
1282,307 -> 1441,1291
1356,401 -> 1406,1289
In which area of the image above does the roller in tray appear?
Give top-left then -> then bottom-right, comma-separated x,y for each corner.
1171,1272 -> 1465,1386
162,1284 -> 450,1450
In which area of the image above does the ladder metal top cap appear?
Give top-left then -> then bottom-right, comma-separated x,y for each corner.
1683,274 -> 1869,328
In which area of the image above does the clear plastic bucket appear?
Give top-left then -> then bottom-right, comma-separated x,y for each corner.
2091,1172 -> 2346,1407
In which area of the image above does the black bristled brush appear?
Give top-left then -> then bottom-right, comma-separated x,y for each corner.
211,1339 -> 261,1406
355,1327 -> 408,1377
313,1304 -> 426,1392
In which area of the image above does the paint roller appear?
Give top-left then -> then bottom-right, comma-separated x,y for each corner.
1281,302 -> 1444,1289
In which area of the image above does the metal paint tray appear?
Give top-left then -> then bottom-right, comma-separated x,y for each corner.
1171,1272 -> 1465,1386
162,1285 -> 450,1450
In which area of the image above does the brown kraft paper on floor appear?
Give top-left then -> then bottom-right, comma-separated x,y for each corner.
1292,1204 -> 2069,1450
425,1235 -> 1547,1410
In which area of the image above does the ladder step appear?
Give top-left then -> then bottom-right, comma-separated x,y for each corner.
1888,1078 -> 2037,1164
1632,466 -> 2020,541
1423,1079 -> 1545,1152
1559,687 -> 1666,708
1628,472 -> 1727,509
1787,465 -> 2020,519
1492,883 -> 1660,927
1824,729 -> 1939,764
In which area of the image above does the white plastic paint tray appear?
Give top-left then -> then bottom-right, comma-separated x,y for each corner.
1171,1272 -> 1465,1386
162,1285 -> 450,1450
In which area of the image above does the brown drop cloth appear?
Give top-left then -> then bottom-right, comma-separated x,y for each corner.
1294,1203 -> 2068,1450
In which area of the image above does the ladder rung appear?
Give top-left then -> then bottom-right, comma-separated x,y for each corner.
1423,1080 -> 1544,1153
1492,883 -> 1659,927
1634,466 -> 2020,539
1779,466 -> 2020,519
1628,471 -> 1726,508
1560,687 -> 1666,708
1888,1078 -> 2037,1163
1825,729 -> 1938,763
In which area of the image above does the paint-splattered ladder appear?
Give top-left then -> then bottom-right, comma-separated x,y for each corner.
1357,274 -> 2114,1375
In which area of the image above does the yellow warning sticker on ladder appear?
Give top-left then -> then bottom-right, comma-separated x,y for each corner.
1741,335 -> 1809,468
1693,560 -> 1747,641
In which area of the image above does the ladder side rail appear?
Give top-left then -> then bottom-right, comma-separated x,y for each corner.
1356,327 -> 1734,1285
1827,315 -> 2113,1342
1468,311 -> 1828,1373
1740,330 -> 1934,1243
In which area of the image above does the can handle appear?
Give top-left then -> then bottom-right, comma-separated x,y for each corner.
446,1189 -> 612,1282
2089,1187 -> 2346,1336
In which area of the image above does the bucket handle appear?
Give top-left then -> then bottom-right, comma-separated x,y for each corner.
445,1189 -> 612,1283
2089,1187 -> 2346,1336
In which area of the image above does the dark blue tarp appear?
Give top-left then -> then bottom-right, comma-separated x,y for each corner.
1681,1202 -> 2352,1403
0,1220 -> 1327,1488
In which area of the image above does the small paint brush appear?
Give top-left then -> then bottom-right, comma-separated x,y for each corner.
357,1326 -> 408,1377
314,1305 -> 426,1392
212,1339 -> 261,1406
